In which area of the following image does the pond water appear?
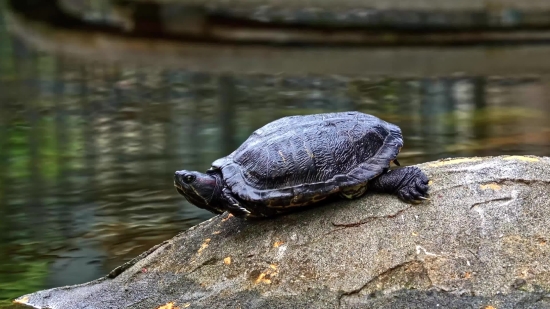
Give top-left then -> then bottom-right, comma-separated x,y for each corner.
2,7 -> 550,309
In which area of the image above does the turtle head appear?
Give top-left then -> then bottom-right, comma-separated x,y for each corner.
174,170 -> 224,214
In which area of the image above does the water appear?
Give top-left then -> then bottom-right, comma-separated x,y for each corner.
2,7 -> 550,309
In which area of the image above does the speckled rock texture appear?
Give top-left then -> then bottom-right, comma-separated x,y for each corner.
16,156 -> 550,309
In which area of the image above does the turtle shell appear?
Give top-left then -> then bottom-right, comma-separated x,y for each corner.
212,111 -> 403,212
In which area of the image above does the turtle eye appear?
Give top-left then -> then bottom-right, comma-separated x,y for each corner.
183,174 -> 196,184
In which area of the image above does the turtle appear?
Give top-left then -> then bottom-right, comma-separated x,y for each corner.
174,111 -> 429,218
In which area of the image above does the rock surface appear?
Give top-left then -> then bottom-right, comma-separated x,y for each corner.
16,156 -> 550,309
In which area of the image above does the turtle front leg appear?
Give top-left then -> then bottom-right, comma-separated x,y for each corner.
220,188 -> 252,217
368,166 -> 429,202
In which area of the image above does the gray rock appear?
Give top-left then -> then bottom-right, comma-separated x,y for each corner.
16,156 -> 550,309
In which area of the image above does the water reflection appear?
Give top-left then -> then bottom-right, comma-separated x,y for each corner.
2,17 -> 550,309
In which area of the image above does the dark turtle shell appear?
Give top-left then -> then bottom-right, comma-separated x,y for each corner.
212,111 -> 403,212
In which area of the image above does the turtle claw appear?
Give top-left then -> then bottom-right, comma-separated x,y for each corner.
234,204 -> 251,214
412,196 -> 430,204
232,204 -> 250,215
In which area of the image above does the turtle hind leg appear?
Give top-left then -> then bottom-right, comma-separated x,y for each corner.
368,166 -> 429,202
339,184 -> 368,199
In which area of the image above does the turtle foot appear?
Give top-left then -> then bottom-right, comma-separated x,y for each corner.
394,166 -> 430,202
221,189 -> 252,218
370,166 -> 430,203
